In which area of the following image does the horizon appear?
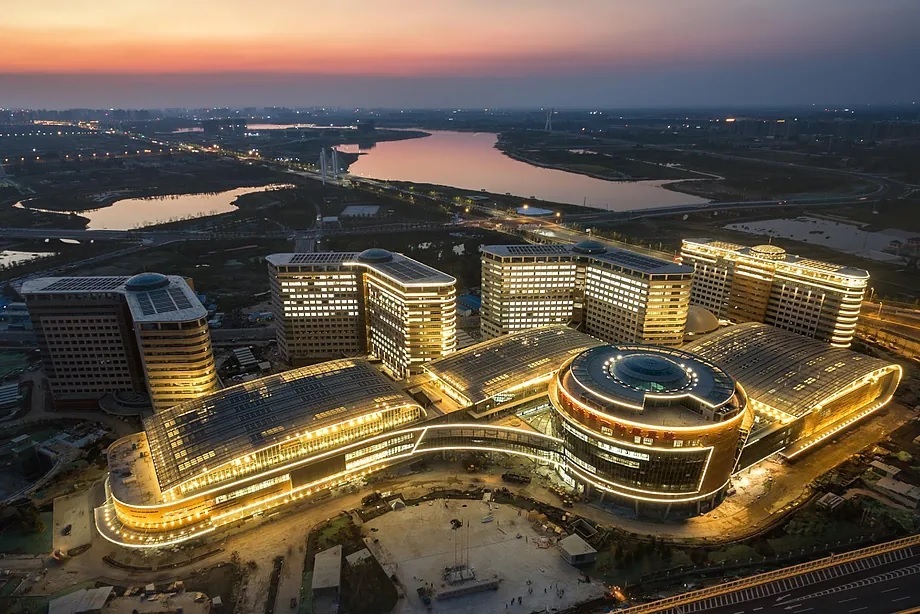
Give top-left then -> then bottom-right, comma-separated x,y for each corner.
4,0 -> 920,109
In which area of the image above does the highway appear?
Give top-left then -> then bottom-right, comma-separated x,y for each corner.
618,536 -> 920,614
685,554 -> 920,613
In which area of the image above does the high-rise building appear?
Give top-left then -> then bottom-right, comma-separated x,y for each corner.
267,249 -> 457,379
480,241 -> 693,346
679,239 -> 868,347
22,273 -> 218,412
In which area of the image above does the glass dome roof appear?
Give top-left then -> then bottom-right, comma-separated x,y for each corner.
125,272 -> 170,292
357,248 -> 394,263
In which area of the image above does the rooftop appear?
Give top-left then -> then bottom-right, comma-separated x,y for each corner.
481,243 -> 691,275
143,359 -> 421,492
107,432 -> 162,506
21,274 -> 207,323
424,326 -> 604,405
267,251 -> 455,285
312,545 -> 343,591
686,322 -> 900,419
558,345 -> 741,427
558,533 -> 598,557
682,238 -> 870,279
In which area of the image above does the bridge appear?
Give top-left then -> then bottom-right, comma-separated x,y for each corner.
617,534 -> 920,613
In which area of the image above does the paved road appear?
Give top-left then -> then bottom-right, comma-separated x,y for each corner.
663,548 -> 920,613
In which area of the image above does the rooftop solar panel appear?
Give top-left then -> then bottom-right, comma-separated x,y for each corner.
39,277 -> 129,292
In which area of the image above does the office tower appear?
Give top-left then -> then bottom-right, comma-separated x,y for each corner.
267,249 -> 457,379
680,239 -> 868,347
22,273 -> 218,412
480,241 -> 693,346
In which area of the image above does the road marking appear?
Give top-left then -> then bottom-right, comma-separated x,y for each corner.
882,587 -> 900,593
777,593 -> 791,602
840,597 -> 858,603
892,596 -> 911,602
753,608 -> 763,612
849,608 -> 868,612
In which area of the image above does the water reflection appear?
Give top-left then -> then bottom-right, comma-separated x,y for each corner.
340,131 -> 708,211
0,250 -> 55,267
16,184 -> 292,230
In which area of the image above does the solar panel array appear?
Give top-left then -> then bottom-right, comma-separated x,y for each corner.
595,248 -> 689,274
495,245 -> 573,256
375,257 -> 451,283
41,277 -> 129,292
287,253 -> 358,264
134,286 -> 194,316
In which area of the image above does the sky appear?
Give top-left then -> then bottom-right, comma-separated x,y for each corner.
2,0 -> 919,109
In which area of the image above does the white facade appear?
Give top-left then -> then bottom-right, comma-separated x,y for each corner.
268,250 -> 456,378
680,239 -> 868,347
481,242 -> 692,347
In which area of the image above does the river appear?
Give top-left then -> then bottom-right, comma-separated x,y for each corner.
15,184 -> 292,230
338,131 -> 708,211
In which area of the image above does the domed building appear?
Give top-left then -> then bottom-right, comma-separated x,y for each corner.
549,344 -> 752,517
683,305 -> 721,342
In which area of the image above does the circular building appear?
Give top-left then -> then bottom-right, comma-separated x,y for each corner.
549,345 -> 751,517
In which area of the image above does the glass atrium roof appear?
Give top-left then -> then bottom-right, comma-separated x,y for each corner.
144,359 -> 419,491
424,325 -> 603,404
686,323 -> 898,419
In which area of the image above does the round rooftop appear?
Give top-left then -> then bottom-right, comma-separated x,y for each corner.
125,272 -> 170,292
572,240 -> 608,255
685,305 -> 720,336
612,354 -> 691,392
357,248 -> 394,263
751,244 -> 787,260
556,345 -> 741,426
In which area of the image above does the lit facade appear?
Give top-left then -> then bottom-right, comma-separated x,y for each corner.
22,273 -> 217,412
94,325 -> 900,548
680,239 -> 868,347
549,345 -> 752,516
686,322 -> 902,464
481,241 -> 692,347
268,250 -> 456,378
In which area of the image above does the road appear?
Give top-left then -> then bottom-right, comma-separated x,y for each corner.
641,544 -> 920,613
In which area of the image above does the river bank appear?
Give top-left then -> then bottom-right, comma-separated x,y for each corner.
497,145 -> 706,203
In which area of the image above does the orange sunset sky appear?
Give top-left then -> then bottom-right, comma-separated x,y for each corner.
2,0 -> 919,108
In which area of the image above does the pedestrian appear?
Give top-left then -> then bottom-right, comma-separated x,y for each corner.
544,588 -> 547,594
518,596 -> 522,604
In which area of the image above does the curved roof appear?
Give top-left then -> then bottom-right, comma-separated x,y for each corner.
558,345 -> 741,427
125,272 -> 170,291
572,240 -> 608,255
357,248 -> 394,263
685,323 -> 900,419
685,305 -> 720,335
143,359 -> 419,492
424,326 -> 603,404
